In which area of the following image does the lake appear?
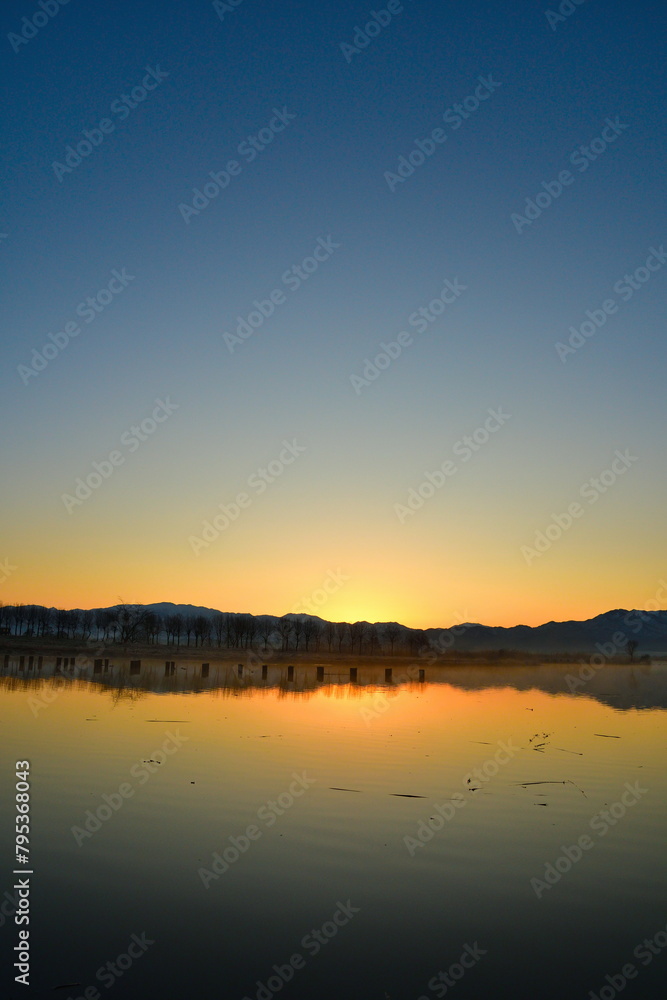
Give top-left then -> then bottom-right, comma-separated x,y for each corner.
1,654 -> 666,998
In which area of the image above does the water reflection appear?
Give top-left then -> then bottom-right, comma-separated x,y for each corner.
1,650 -> 665,710
1,651 -> 666,1000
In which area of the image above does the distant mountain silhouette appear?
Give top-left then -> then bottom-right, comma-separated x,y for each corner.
14,601 -> 663,655
140,604 -> 667,651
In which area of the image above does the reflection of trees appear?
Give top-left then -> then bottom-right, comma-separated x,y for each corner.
2,655 -> 667,711
109,684 -> 150,705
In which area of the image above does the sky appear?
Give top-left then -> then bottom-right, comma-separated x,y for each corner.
1,0 -> 666,628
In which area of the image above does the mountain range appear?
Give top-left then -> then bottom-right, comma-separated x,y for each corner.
95,602 -> 667,655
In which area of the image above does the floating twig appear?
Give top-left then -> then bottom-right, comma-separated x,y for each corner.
514,779 -> 587,797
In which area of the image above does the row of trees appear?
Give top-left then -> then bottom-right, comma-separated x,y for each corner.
0,603 -> 418,655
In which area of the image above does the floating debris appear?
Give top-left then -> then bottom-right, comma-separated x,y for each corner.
514,779 -> 587,797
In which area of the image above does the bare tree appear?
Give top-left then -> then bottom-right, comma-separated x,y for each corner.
239,614 -> 256,648
183,615 -> 196,646
367,624 -> 380,655
349,622 -> 367,654
37,606 -> 52,637
80,610 -> 94,640
323,621 -> 336,652
112,605 -> 154,644
65,609 -> 80,638
172,613 -> 183,646
258,617 -> 276,650
384,624 -> 400,655
335,622 -> 349,653
146,612 -> 162,644
54,609 -> 68,638
24,605 -> 38,637
407,630 -> 422,656
164,614 -> 177,644
213,612 -> 225,647
303,619 -> 320,651
95,609 -> 108,640
626,639 -> 638,662
194,615 -> 211,647
12,604 -> 26,636
278,617 -> 293,651
292,617 -> 305,651
223,614 -> 233,648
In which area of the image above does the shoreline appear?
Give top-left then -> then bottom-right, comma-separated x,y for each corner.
0,635 -> 651,666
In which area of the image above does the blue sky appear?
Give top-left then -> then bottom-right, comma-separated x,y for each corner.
1,0 -> 666,626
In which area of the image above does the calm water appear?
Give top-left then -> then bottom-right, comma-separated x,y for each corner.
1,656 -> 666,999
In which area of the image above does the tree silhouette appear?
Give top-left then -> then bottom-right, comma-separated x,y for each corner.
385,624 -> 400,655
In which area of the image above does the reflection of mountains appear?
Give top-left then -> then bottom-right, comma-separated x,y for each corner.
1,652 -> 666,711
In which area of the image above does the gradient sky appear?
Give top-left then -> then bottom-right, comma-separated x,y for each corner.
2,0 -> 666,628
